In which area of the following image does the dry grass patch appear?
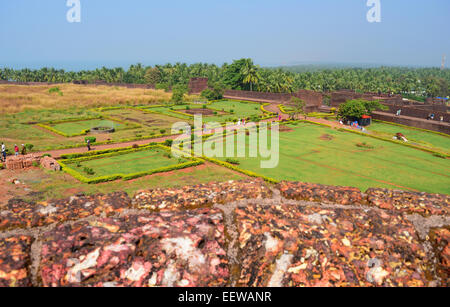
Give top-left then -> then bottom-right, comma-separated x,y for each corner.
0,84 -> 198,114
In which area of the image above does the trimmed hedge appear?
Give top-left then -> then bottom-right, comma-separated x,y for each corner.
372,119 -> 450,138
38,114 -> 140,138
202,156 -> 279,184
58,144 -> 204,184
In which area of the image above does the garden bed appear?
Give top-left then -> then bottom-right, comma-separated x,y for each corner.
58,145 -> 203,184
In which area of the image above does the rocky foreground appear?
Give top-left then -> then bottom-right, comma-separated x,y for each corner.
0,180 -> 448,287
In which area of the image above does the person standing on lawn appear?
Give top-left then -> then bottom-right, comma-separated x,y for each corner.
21,144 -> 27,155
1,143 -> 6,162
87,139 -> 91,151
14,144 -> 19,156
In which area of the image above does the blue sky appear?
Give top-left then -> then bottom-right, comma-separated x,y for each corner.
0,0 -> 449,70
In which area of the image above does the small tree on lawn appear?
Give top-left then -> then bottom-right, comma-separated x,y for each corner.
337,99 -> 387,122
290,96 -> 306,120
171,84 -> 188,104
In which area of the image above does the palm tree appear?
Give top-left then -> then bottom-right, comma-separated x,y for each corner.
241,59 -> 260,91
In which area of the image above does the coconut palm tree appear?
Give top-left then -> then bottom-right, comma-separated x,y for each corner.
241,59 -> 260,91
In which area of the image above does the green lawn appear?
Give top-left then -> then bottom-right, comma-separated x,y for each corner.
50,118 -> 122,136
215,122 -> 450,194
141,100 -> 264,124
366,121 -> 450,154
66,148 -> 186,178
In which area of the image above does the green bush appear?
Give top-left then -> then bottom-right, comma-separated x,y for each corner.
225,158 -> 240,165
49,87 -> 63,96
171,84 -> 188,104
83,167 -> 95,175
24,143 -> 34,151
164,139 -> 173,147
85,137 -> 97,144
155,83 -> 170,92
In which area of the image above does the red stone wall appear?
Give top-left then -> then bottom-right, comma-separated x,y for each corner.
372,112 -> 450,134
188,78 -> 209,94
384,106 -> 450,122
224,89 -> 323,112
330,90 -> 403,107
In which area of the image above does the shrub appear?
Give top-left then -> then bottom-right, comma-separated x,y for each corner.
164,139 -> 173,147
433,152 -> 447,159
225,158 -> 240,165
171,84 -> 188,104
83,167 -> 95,175
200,85 -> 224,101
24,143 -> 34,151
85,136 -> 97,143
132,144 -> 139,149
49,87 -> 63,96
155,83 -> 170,92
160,129 -> 167,134
42,153 -> 52,157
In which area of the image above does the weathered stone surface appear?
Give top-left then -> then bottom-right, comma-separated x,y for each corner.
430,227 -> 450,286
235,203 -> 432,287
367,188 -> 450,216
133,180 -> 272,211
5,154 -> 40,170
0,192 -> 131,231
279,181 -> 364,205
0,235 -> 33,287
40,156 -> 61,171
39,208 -> 228,287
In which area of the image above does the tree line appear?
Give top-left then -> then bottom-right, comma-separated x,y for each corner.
1,59 -> 449,98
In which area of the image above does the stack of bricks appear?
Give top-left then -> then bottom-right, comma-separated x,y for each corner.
40,156 -> 61,171
5,154 -> 41,170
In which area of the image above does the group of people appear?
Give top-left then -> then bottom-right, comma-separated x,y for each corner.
1,143 -> 27,162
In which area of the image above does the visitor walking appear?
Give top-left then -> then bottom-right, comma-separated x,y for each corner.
87,139 -> 91,151
21,144 -> 27,155
14,144 -> 19,156
1,143 -> 6,162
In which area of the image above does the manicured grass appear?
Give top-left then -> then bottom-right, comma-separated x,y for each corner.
367,121 -> 450,154
66,147 -> 186,178
50,119 -> 122,136
215,122 -> 450,194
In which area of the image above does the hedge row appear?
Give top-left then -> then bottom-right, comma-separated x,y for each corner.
60,144 -> 164,160
37,123 -> 91,138
201,156 -> 279,184
38,114 -> 140,138
168,109 -> 195,118
373,119 -> 450,138
58,144 -> 204,184
279,105 -> 293,114
62,145 -> 163,164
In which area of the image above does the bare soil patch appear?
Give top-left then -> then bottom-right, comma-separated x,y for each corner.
183,108 -> 215,116
319,134 -> 334,141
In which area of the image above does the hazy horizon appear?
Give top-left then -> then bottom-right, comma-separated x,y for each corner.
1,0 -> 449,70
